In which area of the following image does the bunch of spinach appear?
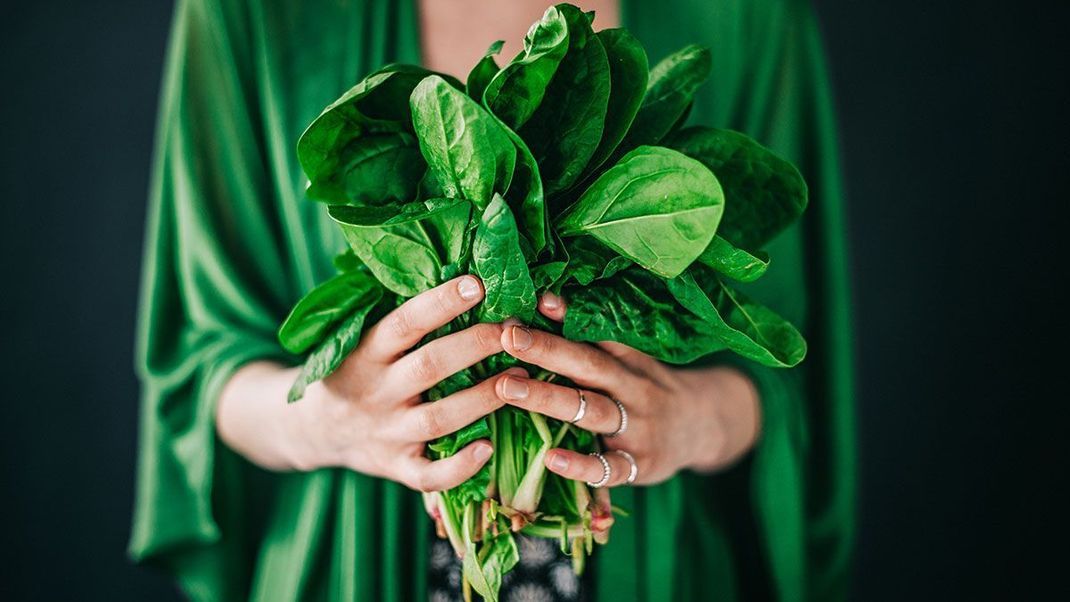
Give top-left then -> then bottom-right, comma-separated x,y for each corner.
279,4 -> 808,599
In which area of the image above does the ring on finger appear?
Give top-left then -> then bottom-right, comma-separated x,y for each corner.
586,452 -> 611,488
570,389 -> 588,424
611,449 -> 638,485
607,398 -> 628,437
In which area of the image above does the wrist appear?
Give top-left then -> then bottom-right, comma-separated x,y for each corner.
681,366 -> 762,473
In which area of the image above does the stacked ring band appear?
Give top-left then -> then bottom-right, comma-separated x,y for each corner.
608,398 -> 628,437
612,450 -> 639,484
586,452 -> 611,488
570,389 -> 587,424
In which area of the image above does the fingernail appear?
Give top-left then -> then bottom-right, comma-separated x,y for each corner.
541,292 -> 562,310
548,453 -> 569,472
473,443 -> 493,462
458,276 -> 481,301
511,325 -> 533,351
501,377 -> 529,400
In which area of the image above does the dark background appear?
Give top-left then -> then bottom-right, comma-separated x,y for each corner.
1,1 -> 1065,600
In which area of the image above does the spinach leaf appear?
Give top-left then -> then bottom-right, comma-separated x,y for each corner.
698,235 -> 770,282
472,194 -> 537,322
562,236 -> 632,286
666,126 -> 808,250
287,284 -> 386,401
307,132 -> 424,205
667,266 -> 807,367
278,269 -> 379,354
618,45 -> 712,151
584,29 -> 648,173
410,75 -> 517,208
562,268 -> 726,363
518,4 -> 610,195
483,6 -> 569,129
329,199 -> 472,297
467,40 -> 504,102
500,124 -> 548,256
332,249 -> 362,272
298,65 -> 460,202
557,146 -> 724,278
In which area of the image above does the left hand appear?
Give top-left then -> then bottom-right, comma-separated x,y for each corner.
495,293 -> 762,487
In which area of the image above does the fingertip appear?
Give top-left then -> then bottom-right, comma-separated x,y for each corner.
471,440 -> 494,463
545,449 -> 571,473
503,366 -> 528,377
457,275 -> 484,302
538,292 -> 566,322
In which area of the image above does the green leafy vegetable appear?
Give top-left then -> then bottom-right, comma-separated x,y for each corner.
278,269 -> 379,354
467,40 -> 504,102
667,126 -> 808,250
287,283 -> 385,402
667,266 -> 807,367
698,235 -> 770,282
329,200 -> 471,297
618,44 -> 712,150
410,75 -> 517,208
281,6 -> 811,596
472,195 -> 537,322
516,4 -> 610,195
557,146 -> 724,278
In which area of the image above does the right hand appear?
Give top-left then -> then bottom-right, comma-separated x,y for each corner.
285,275 -> 515,493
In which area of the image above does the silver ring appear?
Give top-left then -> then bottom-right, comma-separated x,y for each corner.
612,450 -> 638,485
570,389 -> 587,424
586,452 -> 611,488
607,398 -> 628,437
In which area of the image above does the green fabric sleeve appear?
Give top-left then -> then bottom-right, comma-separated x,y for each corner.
128,1 -> 293,599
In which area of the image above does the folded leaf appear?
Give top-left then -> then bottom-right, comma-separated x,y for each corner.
467,40 -> 504,102
411,75 -> 517,208
558,146 -> 724,278
667,266 -> 807,367
330,200 -> 472,297
584,29 -> 649,174
666,126 -> 808,250
287,284 -> 385,401
306,132 -> 424,205
698,235 -> 770,282
278,269 -> 379,354
618,44 -> 711,151
298,64 -> 460,202
473,195 -> 537,322
517,4 -> 610,195
563,268 -> 726,363
483,6 -> 569,129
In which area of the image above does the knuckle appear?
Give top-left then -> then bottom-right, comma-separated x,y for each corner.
480,380 -> 506,412
416,407 -> 443,439
416,470 -> 440,493
433,286 -> 458,316
407,351 -> 441,382
472,323 -> 503,354
386,309 -> 412,340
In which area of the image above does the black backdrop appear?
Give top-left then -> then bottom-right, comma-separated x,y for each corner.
1,1 -> 1065,600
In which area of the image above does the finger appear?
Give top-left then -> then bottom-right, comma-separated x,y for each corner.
501,324 -> 639,393
544,448 -> 634,488
403,368 -> 526,441
364,276 -> 485,360
495,374 -> 624,435
404,440 -> 494,493
538,292 -> 567,322
388,322 -> 505,399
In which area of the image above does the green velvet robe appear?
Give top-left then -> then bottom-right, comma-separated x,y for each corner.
129,1 -> 855,600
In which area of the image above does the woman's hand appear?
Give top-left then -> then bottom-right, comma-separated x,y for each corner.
492,293 -> 762,487
218,275 -> 516,494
